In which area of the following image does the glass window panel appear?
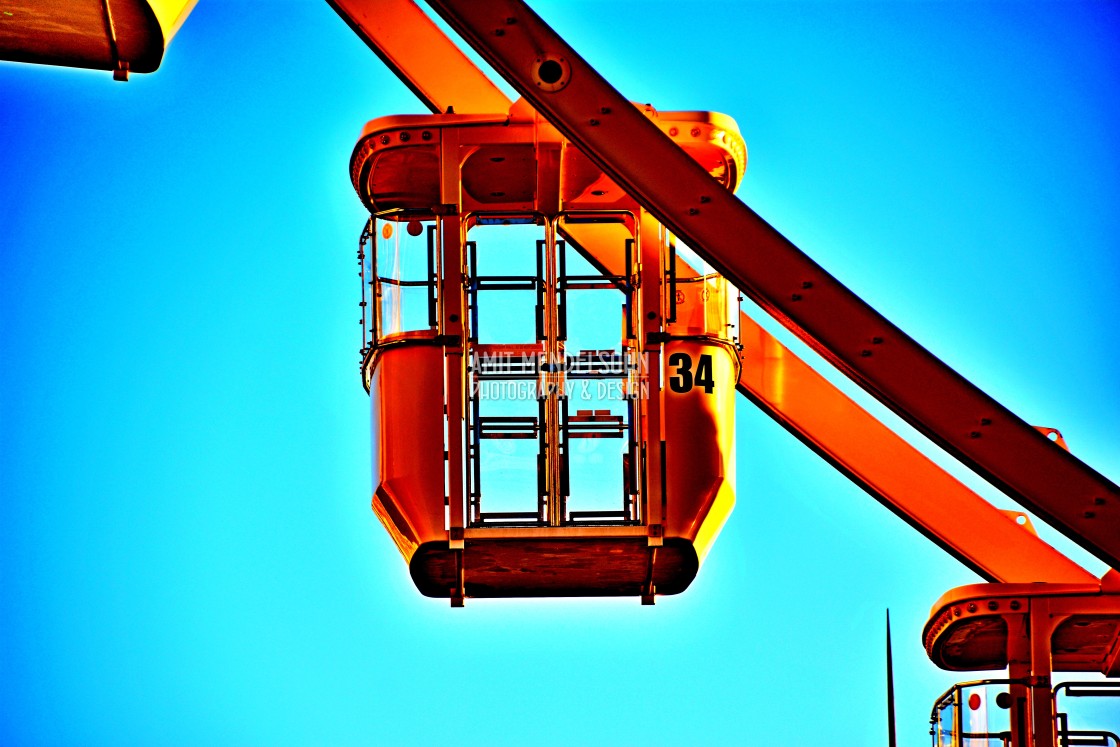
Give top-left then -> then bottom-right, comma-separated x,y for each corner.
565,289 -> 624,354
468,222 -> 544,345
564,382 -> 628,519
476,387 -> 541,519
476,289 -> 537,345
376,219 -> 434,336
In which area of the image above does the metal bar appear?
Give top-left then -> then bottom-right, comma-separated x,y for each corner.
626,394 -> 636,520
535,239 -> 545,341
470,389 -> 481,523
560,224 -> 1097,584
560,395 -> 570,515
1056,683 -> 1120,697
1029,598 -> 1057,747
427,223 -> 438,327
565,274 -> 625,282
563,282 -> 614,291
475,373 -> 539,381
566,374 -> 628,381
478,512 -> 543,520
359,219 -> 372,351
557,239 -> 567,341
438,210 -> 465,547
428,0 -> 1120,569
537,396 -> 547,522
370,219 -> 380,344
1062,735 -> 1118,747
636,213 -> 664,542
666,236 -> 677,325
569,511 -> 628,519
377,279 -> 433,288
327,0 -> 510,115
624,237 -> 634,340
475,281 -> 537,290
467,240 -> 478,342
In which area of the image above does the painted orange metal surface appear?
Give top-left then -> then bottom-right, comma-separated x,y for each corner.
924,580 -> 1120,747
425,0 -> 1120,571
735,316 -> 1099,585
353,98 -> 1091,599
562,223 -> 1095,585
0,0 -> 196,76
6,0 -> 1107,595
925,582 -> 1120,674
327,0 -> 509,115
353,109 -> 743,600
348,108 -> 744,218
333,2 -> 1102,591
368,341 -> 447,561
663,337 -> 737,563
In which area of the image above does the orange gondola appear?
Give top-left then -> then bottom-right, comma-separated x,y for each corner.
350,101 -> 745,604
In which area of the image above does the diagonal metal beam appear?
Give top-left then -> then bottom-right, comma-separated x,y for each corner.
333,0 -> 1102,580
562,223 -> 1097,585
425,0 -> 1120,571
327,0 -> 510,114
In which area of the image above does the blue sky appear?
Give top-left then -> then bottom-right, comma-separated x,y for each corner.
2,1 -> 1118,744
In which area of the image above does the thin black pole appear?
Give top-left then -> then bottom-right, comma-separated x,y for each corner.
887,609 -> 897,747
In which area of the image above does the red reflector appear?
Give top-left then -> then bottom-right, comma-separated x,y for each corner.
968,692 -> 982,711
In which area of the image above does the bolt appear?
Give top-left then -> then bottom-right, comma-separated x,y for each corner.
970,431 -> 982,439
791,293 -> 802,302
980,418 -> 992,426
399,131 -> 410,142
494,28 -> 504,36
589,118 -> 599,126
988,601 -> 999,611
860,350 -> 872,357
505,16 -> 516,24
1094,497 -> 1106,505
699,196 -> 711,204
647,311 -> 656,320
967,603 -> 977,613
690,127 -> 701,137
872,336 -> 883,344
688,208 -> 699,215
1010,600 -> 1021,611
1084,511 -> 1096,519
600,106 -> 611,114
421,131 -> 432,141
380,135 -> 390,145
668,127 -> 678,136
801,281 -> 813,289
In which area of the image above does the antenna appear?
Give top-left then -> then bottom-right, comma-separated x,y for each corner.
887,609 -> 897,747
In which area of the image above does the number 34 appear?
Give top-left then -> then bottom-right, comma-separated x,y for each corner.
668,352 -> 715,394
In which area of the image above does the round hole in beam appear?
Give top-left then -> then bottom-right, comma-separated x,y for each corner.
538,60 -> 563,84
532,55 -> 571,92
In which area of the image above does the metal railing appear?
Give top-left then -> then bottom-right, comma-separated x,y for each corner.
930,679 -> 1120,747
929,679 -> 1017,747
1055,682 -> 1120,747
357,214 -> 440,371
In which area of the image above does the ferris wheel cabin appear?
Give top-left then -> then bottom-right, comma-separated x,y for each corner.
350,100 -> 746,604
